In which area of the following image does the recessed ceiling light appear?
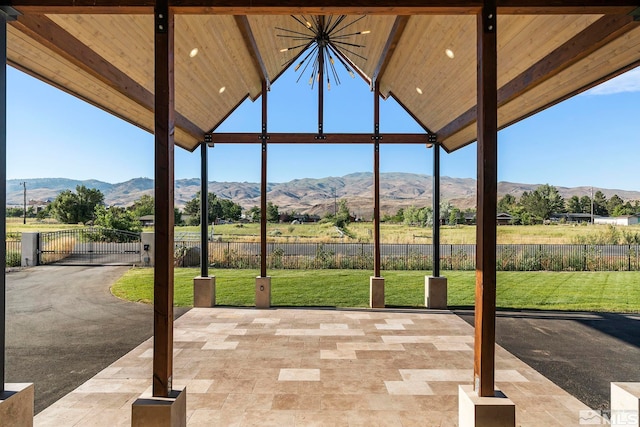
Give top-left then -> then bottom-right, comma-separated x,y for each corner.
445,49 -> 455,59
416,87 -> 423,95
189,48 -> 199,58
219,87 -> 226,94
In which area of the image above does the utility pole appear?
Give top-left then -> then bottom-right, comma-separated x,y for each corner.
591,187 -> 594,225
21,181 -> 26,224
332,187 -> 337,216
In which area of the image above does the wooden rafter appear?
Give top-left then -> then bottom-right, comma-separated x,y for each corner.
210,132 -> 429,144
437,13 -> 640,142
234,15 -> 270,89
372,16 -> 409,83
10,14 -> 204,141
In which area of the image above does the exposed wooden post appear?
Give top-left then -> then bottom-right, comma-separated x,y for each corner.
200,141 -> 208,278
153,0 -> 174,398
260,80 -> 268,278
0,11 -> 7,393
432,141 -> 440,277
474,0 -> 498,398
373,80 -> 381,277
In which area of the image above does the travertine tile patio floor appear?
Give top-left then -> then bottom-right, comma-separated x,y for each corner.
34,307 -> 601,426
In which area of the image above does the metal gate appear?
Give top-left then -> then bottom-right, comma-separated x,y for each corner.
39,227 -> 141,266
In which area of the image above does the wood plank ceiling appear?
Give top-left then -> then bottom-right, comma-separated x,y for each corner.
6,9 -> 640,152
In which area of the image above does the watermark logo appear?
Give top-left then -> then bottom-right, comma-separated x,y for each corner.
580,409 -> 639,425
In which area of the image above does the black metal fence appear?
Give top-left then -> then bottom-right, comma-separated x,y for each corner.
174,241 -> 640,272
5,234 -> 21,267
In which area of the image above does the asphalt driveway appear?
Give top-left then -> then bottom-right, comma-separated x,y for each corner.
5,265 -> 188,414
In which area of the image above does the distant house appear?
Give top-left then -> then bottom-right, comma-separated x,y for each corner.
551,213 -> 595,224
496,212 -> 513,225
463,212 -> 476,225
139,215 -> 154,227
594,215 -> 640,226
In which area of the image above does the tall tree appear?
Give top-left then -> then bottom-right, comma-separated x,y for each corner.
607,194 -> 624,216
567,196 -> 582,214
519,184 -> 564,221
51,185 -> 104,224
131,194 -> 155,217
267,202 -> 280,223
498,194 -> 516,214
593,191 -> 608,216
579,195 -> 593,214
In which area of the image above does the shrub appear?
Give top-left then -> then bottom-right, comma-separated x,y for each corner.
6,251 -> 21,267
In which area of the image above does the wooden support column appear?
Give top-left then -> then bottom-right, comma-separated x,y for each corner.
373,81 -> 381,278
432,141 -> 441,277
200,141 -> 208,278
474,0 -> 498,397
153,1 -> 175,398
260,81 -> 268,278
0,11 -> 7,393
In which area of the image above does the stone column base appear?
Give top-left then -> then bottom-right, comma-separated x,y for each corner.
611,382 -> 640,427
256,276 -> 271,309
425,276 -> 448,309
370,276 -> 385,308
458,385 -> 515,427
0,383 -> 34,427
193,276 -> 216,307
131,387 -> 186,427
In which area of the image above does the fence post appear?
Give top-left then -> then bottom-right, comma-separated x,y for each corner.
629,245 -> 632,272
21,232 -> 39,267
583,244 -> 587,271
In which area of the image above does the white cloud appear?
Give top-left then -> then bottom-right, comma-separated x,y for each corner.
585,67 -> 640,96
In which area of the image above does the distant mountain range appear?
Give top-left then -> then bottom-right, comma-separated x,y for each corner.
8,173 -> 640,217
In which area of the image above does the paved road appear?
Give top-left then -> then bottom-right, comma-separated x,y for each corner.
5,265 -> 188,414
455,309 -> 640,412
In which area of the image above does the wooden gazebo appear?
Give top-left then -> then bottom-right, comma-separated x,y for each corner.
1,1 -> 640,424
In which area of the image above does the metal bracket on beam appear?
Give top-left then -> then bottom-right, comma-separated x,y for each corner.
629,7 -> 640,21
314,134 -> 326,140
372,123 -> 382,141
155,9 -> 168,33
427,133 -> 438,146
204,133 -> 214,148
0,6 -> 21,21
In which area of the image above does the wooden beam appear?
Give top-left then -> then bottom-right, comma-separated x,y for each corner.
372,16 -> 409,83
10,0 -> 637,15
0,13 -> 7,393
437,14 -> 640,142
474,0 -> 497,398
10,14 -> 204,142
153,1 -> 175,398
373,81 -> 381,278
234,16 -> 270,86
210,132 -> 429,144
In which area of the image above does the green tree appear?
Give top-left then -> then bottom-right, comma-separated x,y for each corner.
579,195 -> 593,214
498,194 -> 516,214
131,194 -> 155,218
449,207 -> 462,225
335,199 -> 351,228
593,191 -> 608,216
567,196 -> 582,213
519,184 -> 564,221
267,202 -> 280,223
184,192 -> 243,225
51,185 -> 104,224
94,205 -> 142,233
248,206 -> 260,222
607,194 -> 624,216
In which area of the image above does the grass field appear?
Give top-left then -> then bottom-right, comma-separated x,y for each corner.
10,217 -> 640,245
111,268 -> 640,312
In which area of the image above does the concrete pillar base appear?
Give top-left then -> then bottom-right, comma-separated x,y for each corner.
256,276 -> 271,309
131,387 -> 186,427
193,276 -> 216,307
0,383 -> 34,427
458,385 -> 515,427
611,382 -> 640,427
425,276 -> 448,309
369,276 -> 385,308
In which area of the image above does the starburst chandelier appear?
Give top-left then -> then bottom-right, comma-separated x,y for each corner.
277,15 -> 369,91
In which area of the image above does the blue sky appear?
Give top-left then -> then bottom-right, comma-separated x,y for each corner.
7,64 -> 640,191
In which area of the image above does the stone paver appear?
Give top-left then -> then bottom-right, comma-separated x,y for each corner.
35,307 -> 604,426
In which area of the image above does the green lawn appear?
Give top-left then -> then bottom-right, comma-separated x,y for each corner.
111,268 -> 640,312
